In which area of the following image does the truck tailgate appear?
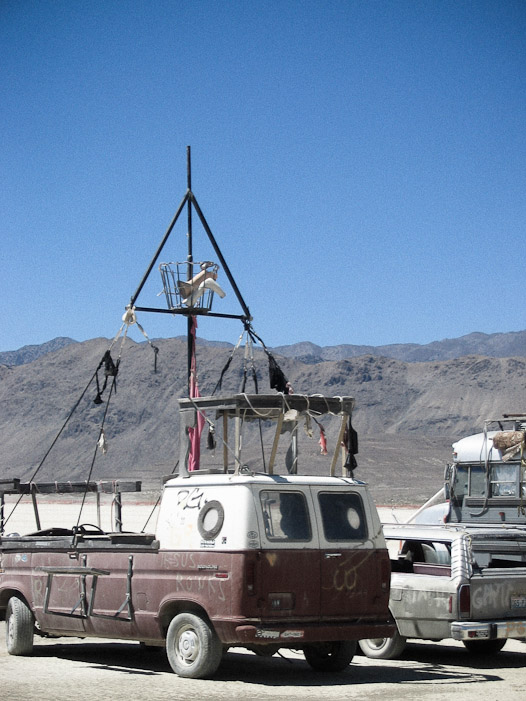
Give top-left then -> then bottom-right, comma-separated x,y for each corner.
470,568 -> 526,619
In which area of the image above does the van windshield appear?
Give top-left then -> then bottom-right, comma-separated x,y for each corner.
259,491 -> 311,541
318,492 -> 367,541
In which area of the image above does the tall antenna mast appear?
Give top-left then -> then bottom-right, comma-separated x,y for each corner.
186,146 -> 193,395
128,147 -> 253,395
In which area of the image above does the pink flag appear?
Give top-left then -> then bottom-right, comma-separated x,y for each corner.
188,317 -> 204,471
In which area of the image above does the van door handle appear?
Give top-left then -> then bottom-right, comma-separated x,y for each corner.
325,552 -> 342,559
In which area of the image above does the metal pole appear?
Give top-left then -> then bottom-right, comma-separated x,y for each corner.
187,145 -> 192,266
0,492 -> 4,535
190,193 -> 252,321
114,489 -> 123,532
31,483 -> 41,531
129,191 -> 189,307
187,146 -> 193,396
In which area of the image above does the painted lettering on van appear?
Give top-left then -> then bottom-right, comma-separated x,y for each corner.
175,572 -> 226,601
32,577 -> 45,604
162,552 -> 197,569
176,488 -> 207,511
332,562 -> 358,592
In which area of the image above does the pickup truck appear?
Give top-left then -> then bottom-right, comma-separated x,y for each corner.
358,522 -> 526,659
0,394 -> 394,678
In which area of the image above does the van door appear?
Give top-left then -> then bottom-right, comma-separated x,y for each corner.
314,489 -> 389,620
256,488 -> 321,619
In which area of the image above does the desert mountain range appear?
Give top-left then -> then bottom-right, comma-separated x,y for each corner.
1,331 -> 525,505
2,329 -> 526,367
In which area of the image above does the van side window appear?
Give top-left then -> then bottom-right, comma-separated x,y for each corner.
318,492 -> 367,541
259,491 -> 311,541
392,539 -> 452,575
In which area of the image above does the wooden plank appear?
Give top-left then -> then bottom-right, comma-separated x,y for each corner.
179,394 -> 355,420
268,412 -> 284,475
223,412 -> 229,472
14,480 -> 142,495
36,566 -> 111,576
330,414 -> 348,477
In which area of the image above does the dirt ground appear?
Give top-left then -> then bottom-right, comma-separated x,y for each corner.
1,627 -> 525,701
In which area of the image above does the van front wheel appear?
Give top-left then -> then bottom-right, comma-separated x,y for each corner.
303,640 -> 356,672
166,613 -> 222,679
6,596 -> 34,656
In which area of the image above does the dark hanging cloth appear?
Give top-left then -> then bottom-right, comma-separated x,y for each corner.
94,350 -> 119,404
213,354 -> 233,395
207,425 -> 216,450
268,352 -> 290,394
343,417 -> 359,476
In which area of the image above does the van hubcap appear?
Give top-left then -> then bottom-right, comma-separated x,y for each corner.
178,628 -> 199,663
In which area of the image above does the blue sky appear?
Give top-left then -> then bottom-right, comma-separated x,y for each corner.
2,0 -> 525,352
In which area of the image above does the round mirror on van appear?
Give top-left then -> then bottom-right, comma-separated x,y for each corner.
197,500 -> 225,540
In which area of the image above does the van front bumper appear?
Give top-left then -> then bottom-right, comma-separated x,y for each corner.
451,619 -> 526,641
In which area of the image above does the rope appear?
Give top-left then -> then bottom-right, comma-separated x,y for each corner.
212,330 -> 245,395
470,421 -> 491,518
76,373 -> 118,530
1,367 -> 99,530
4,309 -> 156,531
120,306 -> 159,371
239,333 -> 264,468
241,331 -> 258,393
306,394 -> 345,416
237,392 -> 280,419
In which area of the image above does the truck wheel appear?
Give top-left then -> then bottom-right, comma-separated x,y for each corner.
358,631 -> 407,659
6,596 -> 34,656
166,612 -> 222,679
462,639 -> 506,654
303,640 -> 356,672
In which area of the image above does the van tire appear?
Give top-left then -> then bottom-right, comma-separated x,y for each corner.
6,596 -> 34,656
358,630 -> 407,659
303,640 -> 356,672
166,612 -> 222,678
462,639 -> 506,654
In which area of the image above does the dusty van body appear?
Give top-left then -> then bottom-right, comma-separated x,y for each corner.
0,394 -> 394,678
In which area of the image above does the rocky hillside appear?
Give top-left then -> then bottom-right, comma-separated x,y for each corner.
1,337 -> 525,505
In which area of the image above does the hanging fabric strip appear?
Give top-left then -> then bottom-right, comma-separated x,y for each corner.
188,316 -> 204,471
342,416 -> 359,473
122,306 -> 159,372
318,425 -> 328,455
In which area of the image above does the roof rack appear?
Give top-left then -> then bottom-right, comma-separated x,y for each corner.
177,393 -> 356,478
